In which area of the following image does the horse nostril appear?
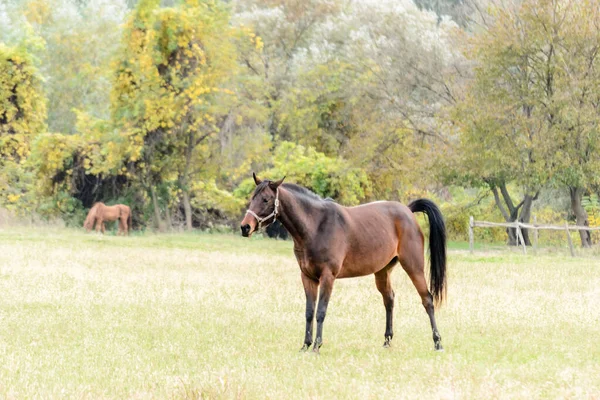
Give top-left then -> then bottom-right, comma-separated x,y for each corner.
241,224 -> 251,235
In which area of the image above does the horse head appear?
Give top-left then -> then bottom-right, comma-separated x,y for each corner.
240,172 -> 285,237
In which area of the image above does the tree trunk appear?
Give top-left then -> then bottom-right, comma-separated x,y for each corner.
165,203 -> 172,230
491,183 -> 517,245
179,129 -> 195,231
517,193 -> 536,246
183,191 -> 193,231
507,207 -> 519,246
150,186 -> 166,232
490,182 -> 537,246
569,186 -> 592,247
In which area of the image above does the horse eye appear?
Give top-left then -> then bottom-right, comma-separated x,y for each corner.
263,198 -> 269,203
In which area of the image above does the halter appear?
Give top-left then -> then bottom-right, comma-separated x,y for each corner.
246,188 -> 280,231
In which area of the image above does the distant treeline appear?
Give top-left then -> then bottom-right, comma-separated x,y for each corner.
1,0 -> 600,247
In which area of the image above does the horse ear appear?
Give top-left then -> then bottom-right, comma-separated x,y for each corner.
253,172 -> 262,186
270,176 -> 285,189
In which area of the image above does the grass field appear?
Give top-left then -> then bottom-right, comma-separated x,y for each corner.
0,227 -> 599,399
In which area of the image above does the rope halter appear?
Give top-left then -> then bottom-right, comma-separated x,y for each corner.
245,187 -> 280,231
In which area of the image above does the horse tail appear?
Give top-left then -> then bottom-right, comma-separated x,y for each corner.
408,198 -> 447,305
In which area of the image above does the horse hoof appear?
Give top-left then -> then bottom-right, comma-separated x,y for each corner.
300,344 -> 310,352
435,345 -> 444,352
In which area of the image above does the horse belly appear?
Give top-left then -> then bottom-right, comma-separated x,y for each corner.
337,244 -> 398,278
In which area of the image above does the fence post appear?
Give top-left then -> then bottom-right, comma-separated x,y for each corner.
565,222 -> 575,257
533,216 -> 538,254
469,216 -> 474,254
516,222 -> 527,254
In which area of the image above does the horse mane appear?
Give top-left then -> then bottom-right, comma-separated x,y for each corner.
253,180 -> 328,205
282,183 -> 324,202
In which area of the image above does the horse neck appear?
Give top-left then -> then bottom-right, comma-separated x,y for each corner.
277,187 -> 323,245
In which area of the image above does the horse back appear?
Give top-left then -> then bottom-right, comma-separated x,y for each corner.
346,201 -> 419,233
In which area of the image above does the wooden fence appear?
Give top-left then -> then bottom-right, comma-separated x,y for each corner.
468,216 -> 600,256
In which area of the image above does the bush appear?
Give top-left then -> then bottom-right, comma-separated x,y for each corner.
234,141 -> 371,206
439,187 -> 506,243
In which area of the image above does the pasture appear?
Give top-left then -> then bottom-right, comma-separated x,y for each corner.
0,228 -> 599,399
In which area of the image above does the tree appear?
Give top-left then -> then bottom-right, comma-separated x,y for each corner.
548,0 -> 600,246
112,0 -> 237,230
450,0 -> 600,247
3,0 -> 128,134
0,44 -> 47,212
319,0 -> 464,199
231,0 -> 343,142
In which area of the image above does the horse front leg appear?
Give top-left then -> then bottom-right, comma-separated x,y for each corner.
313,271 -> 335,354
300,273 -> 318,352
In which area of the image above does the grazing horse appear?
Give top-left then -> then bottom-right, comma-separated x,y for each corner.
84,202 -> 132,235
240,174 -> 446,353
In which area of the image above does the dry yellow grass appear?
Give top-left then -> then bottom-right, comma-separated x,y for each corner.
0,227 -> 599,399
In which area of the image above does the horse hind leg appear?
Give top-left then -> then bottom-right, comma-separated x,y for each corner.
399,249 -> 443,351
122,216 -> 129,235
375,258 -> 397,347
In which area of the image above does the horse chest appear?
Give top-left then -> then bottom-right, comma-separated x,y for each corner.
294,248 -> 314,275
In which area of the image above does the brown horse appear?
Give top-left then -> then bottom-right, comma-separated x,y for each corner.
84,202 -> 132,235
240,174 -> 446,353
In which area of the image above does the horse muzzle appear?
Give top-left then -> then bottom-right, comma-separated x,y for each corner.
241,224 -> 252,237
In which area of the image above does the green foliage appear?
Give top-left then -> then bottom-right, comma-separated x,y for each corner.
531,205 -> 573,247
190,179 -> 244,216
112,0 -> 236,158
278,61 -> 358,156
0,44 -> 46,163
582,194 -> 600,226
6,0 -> 600,238
0,44 -> 46,212
450,0 -> 600,205
439,187 -> 506,243
30,109 -> 128,194
19,0 -> 127,133
234,141 -> 371,206
582,194 -> 600,242
30,132 -> 80,195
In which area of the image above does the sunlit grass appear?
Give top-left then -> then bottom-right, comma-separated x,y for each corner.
0,227 -> 599,398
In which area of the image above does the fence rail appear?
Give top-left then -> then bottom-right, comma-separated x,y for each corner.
468,216 -> 600,257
